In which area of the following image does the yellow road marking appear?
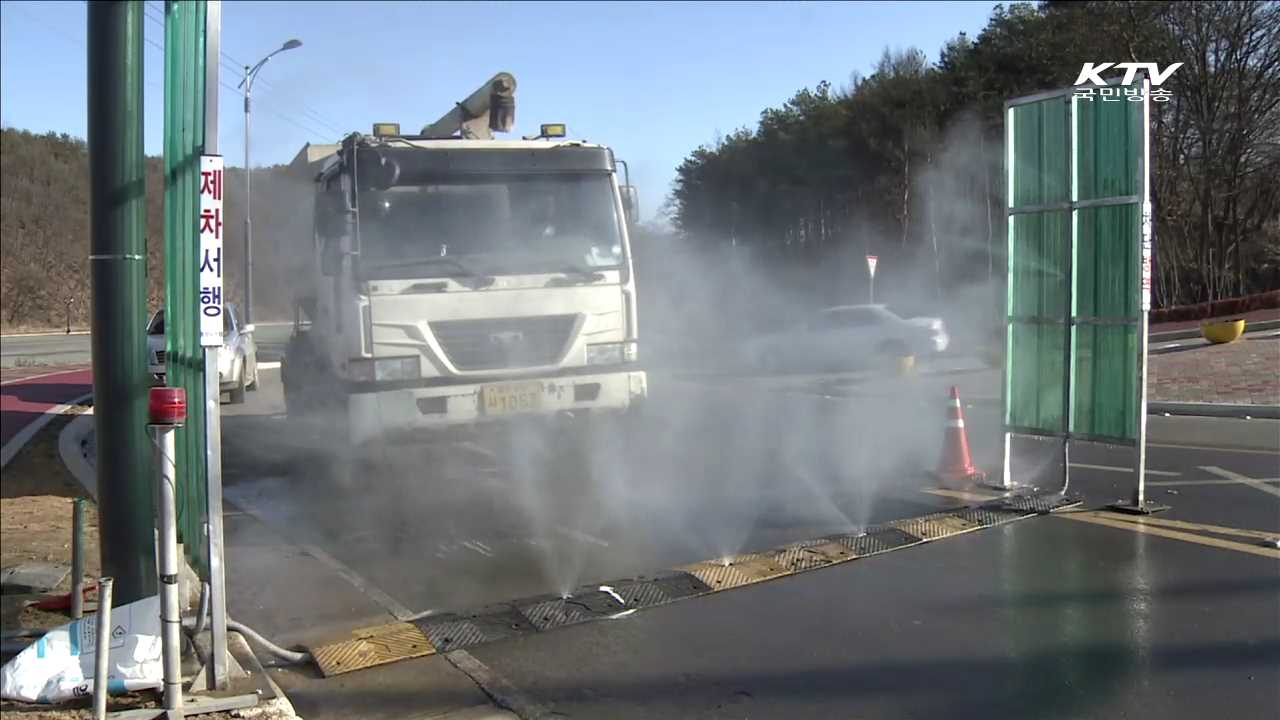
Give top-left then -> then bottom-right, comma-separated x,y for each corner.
1058,512 -> 1280,560
922,488 -> 1002,503
1201,465 -> 1280,499
1148,442 -> 1279,456
1086,511 -> 1279,542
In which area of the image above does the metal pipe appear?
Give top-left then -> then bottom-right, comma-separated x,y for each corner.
194,581 -> 210,635
93,577 -> 114,720
151,425 -> 184,715
71,498 -> 86,619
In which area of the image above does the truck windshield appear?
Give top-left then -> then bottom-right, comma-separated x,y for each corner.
356,173 -> 623,280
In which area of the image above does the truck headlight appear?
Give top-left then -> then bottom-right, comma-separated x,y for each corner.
349,355 -> 421,382
586,342 -> 637,366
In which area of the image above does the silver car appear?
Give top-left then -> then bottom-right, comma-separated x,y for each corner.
745,304 -> 949,372
146,303 -> 259,403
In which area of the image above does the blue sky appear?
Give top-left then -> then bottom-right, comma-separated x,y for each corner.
1,1 -> 998,221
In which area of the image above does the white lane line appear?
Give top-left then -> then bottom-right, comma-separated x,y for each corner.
257,361 -> 281,370
0,368 -> 89,386
1149,478 -> 1280,487
552,524 -> 611,548
1148,442 -> 1279,456
1069,462 -> 1181,477
1,392 -> 93,468
1200,466 -> 1280,499
461,540 -> 494,557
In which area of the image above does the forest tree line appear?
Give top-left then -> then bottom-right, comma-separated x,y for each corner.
665,1 -> 1280,312
0,127 -> 307,331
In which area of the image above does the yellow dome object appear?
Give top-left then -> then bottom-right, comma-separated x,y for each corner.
1201,318 -> 1246,344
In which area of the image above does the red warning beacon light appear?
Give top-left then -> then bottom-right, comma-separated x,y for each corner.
148,387 -> 187,425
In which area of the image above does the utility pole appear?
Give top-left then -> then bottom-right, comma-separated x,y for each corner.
88,0 -> 155,605
239,38 -> 302,325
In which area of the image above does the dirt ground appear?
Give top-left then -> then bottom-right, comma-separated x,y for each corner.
0,403 -> 101,636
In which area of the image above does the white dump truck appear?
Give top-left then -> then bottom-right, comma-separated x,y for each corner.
282,73 -> 646,448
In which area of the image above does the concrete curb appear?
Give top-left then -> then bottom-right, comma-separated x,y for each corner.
1149,401 -> 1280,420
1149,318 -> 1280,342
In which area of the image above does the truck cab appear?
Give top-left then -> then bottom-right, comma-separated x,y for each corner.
283,132 -> 646,447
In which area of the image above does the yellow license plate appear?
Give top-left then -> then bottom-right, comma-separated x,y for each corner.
481,382 -> 544,416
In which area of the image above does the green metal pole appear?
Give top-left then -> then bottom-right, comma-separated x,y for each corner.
88,0 -> 156,605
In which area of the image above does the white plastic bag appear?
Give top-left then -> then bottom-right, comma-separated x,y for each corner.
1,595 -> 163,703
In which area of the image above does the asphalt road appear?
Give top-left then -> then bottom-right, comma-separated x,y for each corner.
216,360 -> 1278,642
209,362 -> 1278,720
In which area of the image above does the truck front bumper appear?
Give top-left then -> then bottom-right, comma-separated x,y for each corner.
347,370 -> 648,446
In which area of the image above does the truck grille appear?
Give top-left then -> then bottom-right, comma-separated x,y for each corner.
429,315 -> 577,371
155,351 -> 166,365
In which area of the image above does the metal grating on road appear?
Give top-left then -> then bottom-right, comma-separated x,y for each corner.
890,513 -> 984,541
414,615 -> 490,652
518,597 -> 597,631
835,526 -> 922,556
677,552 -> 790,591
305,492 -> 1072,679
992,492 -> 1083,514
310,622 -> 436,677
954,505 -> 1027,527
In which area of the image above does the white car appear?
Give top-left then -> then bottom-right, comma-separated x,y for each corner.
147,303 -> 259,403
745,304 -> 949,372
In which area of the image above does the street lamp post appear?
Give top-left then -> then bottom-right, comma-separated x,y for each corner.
237,38 -> 301,325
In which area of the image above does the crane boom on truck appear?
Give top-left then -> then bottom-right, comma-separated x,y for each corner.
282,73 -> 646,456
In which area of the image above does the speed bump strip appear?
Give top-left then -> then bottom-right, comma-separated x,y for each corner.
310,622 -> 436,677
890,513 -> 983,541
677,553 -> 790,591
306,493 -> 1080,678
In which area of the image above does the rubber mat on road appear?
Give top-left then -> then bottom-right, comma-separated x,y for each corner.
889,512 -> 984,541
310,622 -> 436,677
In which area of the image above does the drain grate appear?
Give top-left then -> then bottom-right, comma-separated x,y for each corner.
414,615 -> 488,652
835,526 -> 922,556
890,513 -> 983,541
518,597 -> 596,631
953,506 -> 1027,527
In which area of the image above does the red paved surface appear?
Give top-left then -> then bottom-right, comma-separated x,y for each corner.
0,368 -> 93,447
1150,308 -> 1279,334
1149,335 -> 1279,404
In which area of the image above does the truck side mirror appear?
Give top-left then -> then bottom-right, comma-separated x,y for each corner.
620,185 -> 639,226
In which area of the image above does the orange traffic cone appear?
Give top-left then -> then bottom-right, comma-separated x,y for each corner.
933,386 -> 987,484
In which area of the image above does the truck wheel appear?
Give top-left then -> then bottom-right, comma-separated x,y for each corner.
229,364 -> 247,404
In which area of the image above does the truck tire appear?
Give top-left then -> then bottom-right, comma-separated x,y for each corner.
229,362 -> 247,404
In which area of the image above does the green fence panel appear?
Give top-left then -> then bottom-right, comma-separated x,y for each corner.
1076,95 -> 1140,202
1006,80 -> 1148,449
1071,324 -> 1138,439
1009,211 -> 1070,319
1007,321 -> 1066,431
163,0 -> 209,577
1074,204 -> 1139,319
1009,99 -> 1070,207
